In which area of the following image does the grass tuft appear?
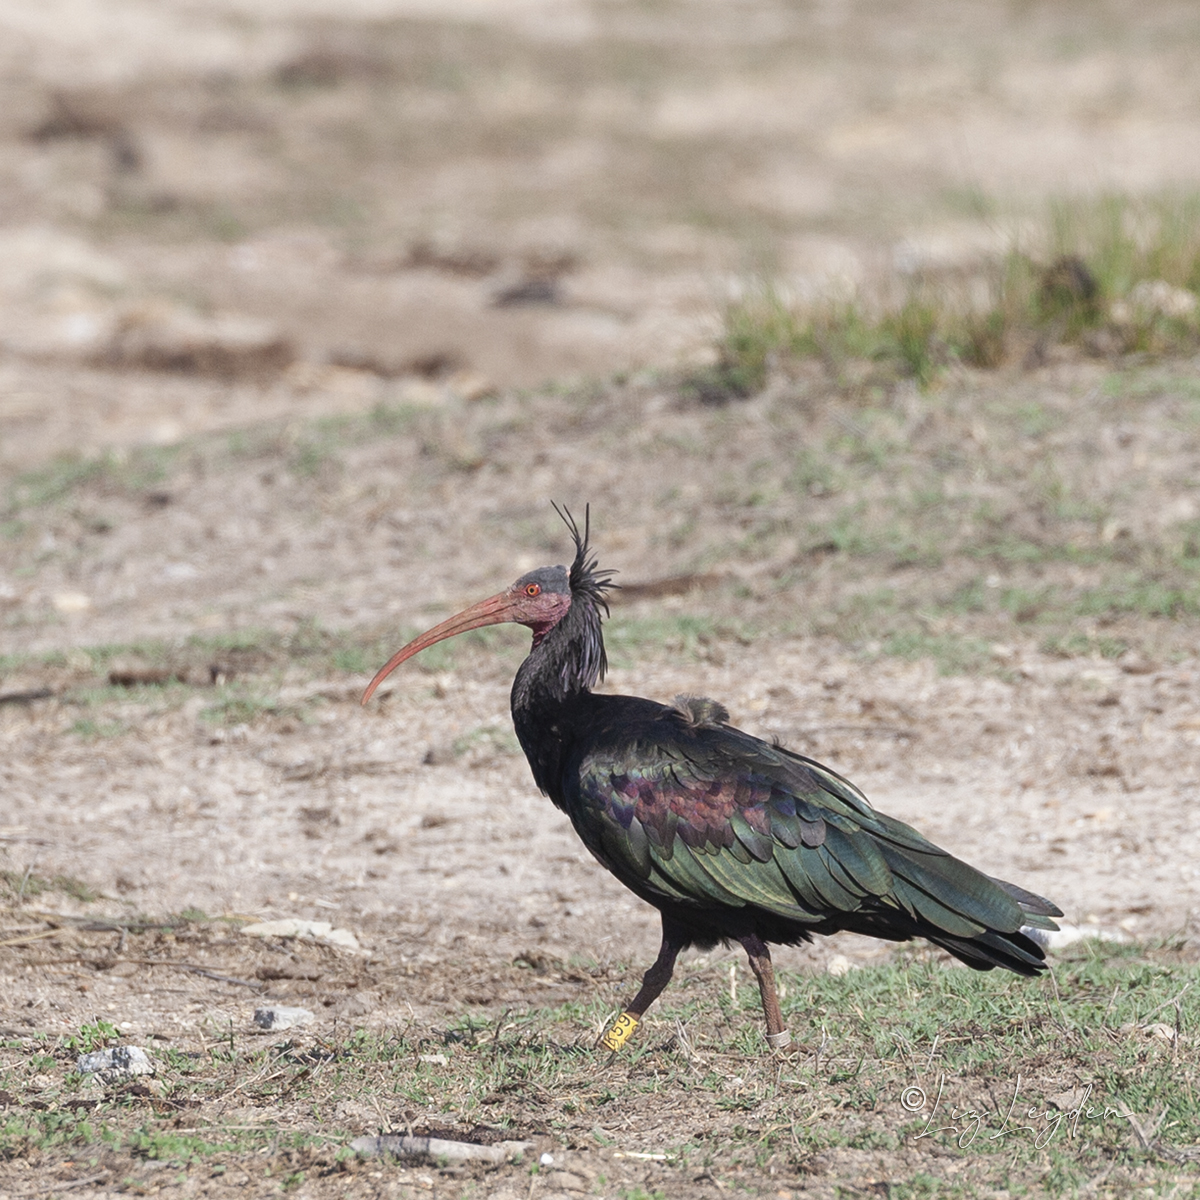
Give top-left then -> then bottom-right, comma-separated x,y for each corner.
707,194 -> 1200,399
1,868 -> 99,903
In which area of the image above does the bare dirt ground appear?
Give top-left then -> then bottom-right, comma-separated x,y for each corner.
2,2 -> 1200,1197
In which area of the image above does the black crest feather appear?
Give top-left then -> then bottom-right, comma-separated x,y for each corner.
553,503 -> 617,615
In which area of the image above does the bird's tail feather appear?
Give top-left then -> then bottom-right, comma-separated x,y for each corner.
989,876 -> 1062,931
926,927 -> 1051,976
856,844 -> 1062,975
832,907 -> 1053,975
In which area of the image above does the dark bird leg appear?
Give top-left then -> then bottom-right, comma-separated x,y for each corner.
738,933 -> 791,1050
600,918 -> 686,1052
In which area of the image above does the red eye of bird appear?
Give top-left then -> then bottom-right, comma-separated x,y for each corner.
525,583 -> 541,596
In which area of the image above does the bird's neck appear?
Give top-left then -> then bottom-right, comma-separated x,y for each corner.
510,598 -> 605,795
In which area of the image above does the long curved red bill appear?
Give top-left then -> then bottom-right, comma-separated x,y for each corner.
360,592 -> 518,705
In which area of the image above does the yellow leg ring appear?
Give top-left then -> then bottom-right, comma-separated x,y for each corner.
601,1011 -> 639,1052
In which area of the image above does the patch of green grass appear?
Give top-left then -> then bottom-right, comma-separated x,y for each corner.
808,558 -> 1200,671
284,412 -> 366,478
605,612 -> 740,667
689,290 -> 808,401
331,645 -> 375,674
2,399 -> 428,526
676,350 -> 1200,671
450,722 -> 521,759
199,685 -> 293,726
1041,632 -> 1130,660
47,624 -> 405,684
67,717 -> 129,740
289,438 -> 341,479
805,503 -> 877,557
1013,400 -> 1061,439
944,576 -> 1197,637
878,630 -> 994,676
996,584 -> 1055,622
6,456 -> 112,510
787,449 -> 841,498
63,1020 -> 122,1055
228,404 -> 424,478
882,297 -> 942,387
1074,580 -> 1200,620
367,399 -> 423,436
0,1108 -> 284,1169
127,1127 -> 237,1165
4,447 -> 181,517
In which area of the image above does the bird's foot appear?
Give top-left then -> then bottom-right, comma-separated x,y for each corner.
599,1011 -> 639,1052
765,1030 -> 792,1051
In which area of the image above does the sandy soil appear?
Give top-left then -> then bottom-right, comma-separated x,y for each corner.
3,2 -> 1200,1195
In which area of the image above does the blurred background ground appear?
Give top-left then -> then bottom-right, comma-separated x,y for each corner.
3,0 -> 1200,446
2,2 -> 1200,1197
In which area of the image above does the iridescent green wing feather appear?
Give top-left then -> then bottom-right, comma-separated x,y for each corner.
573,710 -> 1058,949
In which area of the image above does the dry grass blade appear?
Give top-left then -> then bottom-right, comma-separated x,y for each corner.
141,961 -> 265,991
0,689 -> 54,706
1111,1099 -> 1200,1161
0,928 -> 64,948
1139,982 -> 1193,1023
9,1172 -> 111,1196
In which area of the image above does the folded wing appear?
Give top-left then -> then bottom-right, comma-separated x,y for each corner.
575,714 -> 1060,974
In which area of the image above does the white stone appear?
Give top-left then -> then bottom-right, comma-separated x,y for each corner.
77,1046 -> 154,1080
240,918 -> 362,952
252,1005 -> 314,1031
351,1134 -> 533,1164
52,591 -> 91,613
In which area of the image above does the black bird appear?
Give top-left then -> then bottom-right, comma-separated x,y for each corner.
363,508 -> 1061,1052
